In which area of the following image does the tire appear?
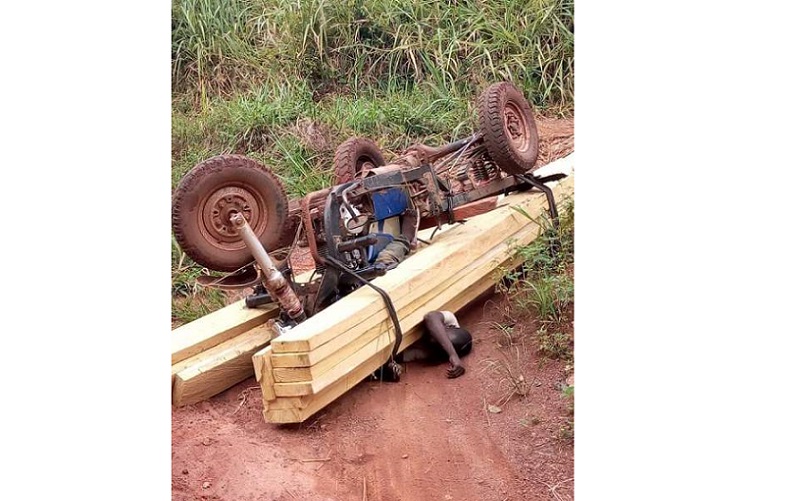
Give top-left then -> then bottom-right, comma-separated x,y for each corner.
172,154 -> 293,272
478,82 -> 539,175
333,137 -> 385,184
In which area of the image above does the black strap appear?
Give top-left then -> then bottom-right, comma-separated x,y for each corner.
514,174 -> 563,255
515,174 -> 561,224
323,257 -> 404,362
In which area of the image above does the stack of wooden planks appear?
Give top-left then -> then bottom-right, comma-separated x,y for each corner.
253,170 -> 574,423
171,299 -> 280,406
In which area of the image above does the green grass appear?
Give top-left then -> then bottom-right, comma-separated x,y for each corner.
537,326 -> 573,360
498,198 -> 574,358
516,274 -> 573,323
172,0 -> 274,105
480,200 -> 574,411
170,84 -> 479,192
172,0 -> 574,111
171,236 -> 227,326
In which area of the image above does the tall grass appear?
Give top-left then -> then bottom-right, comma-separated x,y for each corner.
171,83 -> 478,191
171,236 -> 226,325
499,198 -> 574,332
172,0 -> 264,104
172,0 -> 574,110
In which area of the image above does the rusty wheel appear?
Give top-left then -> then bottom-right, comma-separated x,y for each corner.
333,137 -> 385,184
478,82 -> 539,175
172,155 -> 292,272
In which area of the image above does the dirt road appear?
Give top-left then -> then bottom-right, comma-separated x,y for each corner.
172,293 -> 574,501
172,118 -> 574,501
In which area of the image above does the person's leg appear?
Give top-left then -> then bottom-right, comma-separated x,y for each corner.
374,213 -> 418,267
374,237 -> 409,266
399,341 -> 437,362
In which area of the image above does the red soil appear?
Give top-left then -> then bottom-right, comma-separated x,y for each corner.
172,117 -> 575,501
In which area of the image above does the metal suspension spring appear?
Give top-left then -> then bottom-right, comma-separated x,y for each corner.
472,153 -> 498,182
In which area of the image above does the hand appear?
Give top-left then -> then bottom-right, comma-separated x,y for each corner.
446,356 -> 465,378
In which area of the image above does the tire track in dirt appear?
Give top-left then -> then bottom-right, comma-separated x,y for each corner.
325,368 -> 520,501
172,292 -> 574,501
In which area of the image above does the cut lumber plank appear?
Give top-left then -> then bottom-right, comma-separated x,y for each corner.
268,179 -> 571,355
265,271 -> 501,422
267,243 -> 479,353
269,201 -> 554,371
171,300 -> 278,365
269,222 -> 540,384
171,270 -> 314,365
171,351 -> 200,386
269,230 -> 530,395
172,323 -> 274,406
255,167 -> 574,422
253,345 -> 277,401
265,329 -> 423,422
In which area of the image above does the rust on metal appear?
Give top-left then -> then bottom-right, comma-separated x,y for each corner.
230,212 -> 306,321
503,100 -> 531,152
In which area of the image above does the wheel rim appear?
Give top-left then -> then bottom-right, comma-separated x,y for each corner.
197,183 -> 269,252
503,100 -> 532,152
357,156 -> 377,176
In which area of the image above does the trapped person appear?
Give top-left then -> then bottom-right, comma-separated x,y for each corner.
401,310 -> 473,378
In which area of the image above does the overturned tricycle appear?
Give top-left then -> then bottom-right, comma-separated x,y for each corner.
172,82 -> 564,349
